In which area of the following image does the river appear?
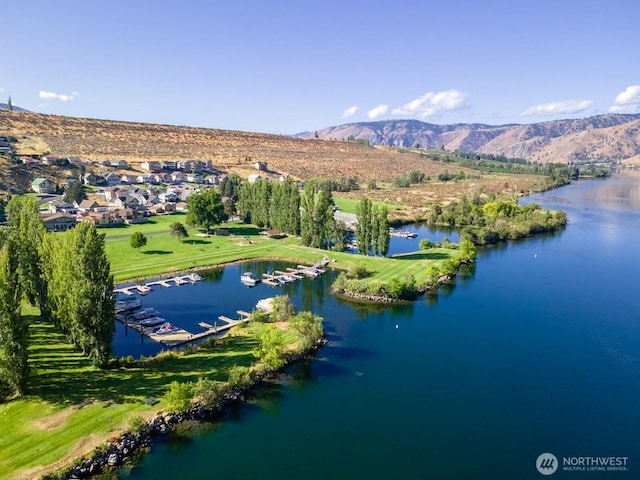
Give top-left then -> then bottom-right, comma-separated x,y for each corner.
118,174 -> 640,479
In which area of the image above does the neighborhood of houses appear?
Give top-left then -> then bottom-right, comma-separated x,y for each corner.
24,154 -> 278,232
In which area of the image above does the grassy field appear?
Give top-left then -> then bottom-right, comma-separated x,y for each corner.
0,304 -> 291,480
332,196 -> 404,214
104,215 -> 459,284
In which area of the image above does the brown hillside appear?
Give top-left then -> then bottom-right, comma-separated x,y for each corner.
0,111 -> 467,183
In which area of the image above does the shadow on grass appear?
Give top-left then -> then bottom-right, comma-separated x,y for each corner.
28,318 -> 260,406
188,239 -> 212,245
225,226 -> 262,236
392,251 -> 450,260
142,250 -> 173,255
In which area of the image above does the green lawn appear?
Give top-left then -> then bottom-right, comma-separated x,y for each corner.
0,309 -> 280,480
332,196 -> 403,214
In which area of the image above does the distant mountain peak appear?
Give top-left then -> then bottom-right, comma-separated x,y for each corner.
295,114 -> 640,164
0,103 -> 30,113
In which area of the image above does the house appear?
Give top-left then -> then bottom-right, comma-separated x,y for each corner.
76,199 -> 100,212
186,173 -> 202,183
101,172 -> 120,186
0,138 -> 13,154
247,174 -> 262,183
141,161 -> 162,172
161,160 -> 177,170
77,210 -> 124,228
158,191 -> 178,203
175,202 -> 188,212
178,160 -> 204,173
110,159 -> 129,169
254,161 -> 267,171
82,172 -> 97,185
31,177 -> 54,194
67,157 -> 83,166
49,200 -> 77,214
120,174 -> 138,184
41,154 -> 58,165
21,156 -> 40,165
41,213 -> 76,232
203,174 -> 219,185
170,171 -> 186,183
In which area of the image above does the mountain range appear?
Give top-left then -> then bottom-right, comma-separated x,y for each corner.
295,114 -> 640,165
0,103 -> 30,113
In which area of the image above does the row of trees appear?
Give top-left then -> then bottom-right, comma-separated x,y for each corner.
0,198 -> 114,396
237,177 -> 301,234
300,185 -> 345,250
354,197 -> 390,256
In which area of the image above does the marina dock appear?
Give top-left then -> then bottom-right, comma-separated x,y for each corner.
113,273 -> 202,296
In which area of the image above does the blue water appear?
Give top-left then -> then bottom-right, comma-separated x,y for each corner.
119,175 -> 640,479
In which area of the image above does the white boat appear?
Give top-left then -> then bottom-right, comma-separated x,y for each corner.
140,316 -> 166,327
155,323 -> 179,335
131,307 -> 160,321
175,277 -> 188,286
188,273 -> 203,282
302,268 -> 320,278
256,297 -> 274,312
241,272 -> 261,286
136,284 -> 152,294
115,298 -> 142,312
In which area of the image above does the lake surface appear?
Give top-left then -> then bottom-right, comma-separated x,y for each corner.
119,174 -> 640,479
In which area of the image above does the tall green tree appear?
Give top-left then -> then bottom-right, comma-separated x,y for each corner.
377,206 -> 390,256
63,181 -> 87,204
47,223 -> 115,366
6,197 -> 47,307
130,231 -> 147,251
6,96 -> 12,112
0,236 -> 29,394
186,189 -> 228,234
289,311 -> 324,350
253,325 -> 286,370
355,197 -> 372,255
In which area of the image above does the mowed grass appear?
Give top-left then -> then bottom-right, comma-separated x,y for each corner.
0,310 -> 272,480
332,196 -> 403,214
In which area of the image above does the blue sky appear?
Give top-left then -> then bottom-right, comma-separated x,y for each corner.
2,0 -> 639,134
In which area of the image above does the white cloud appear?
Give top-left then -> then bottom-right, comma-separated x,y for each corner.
520,99 -> 593,117
39,90 -> 76,102
392,89 -> 470,118
341,106 -> 358,119
368,104 -> 389,120
608,85 -> 640,114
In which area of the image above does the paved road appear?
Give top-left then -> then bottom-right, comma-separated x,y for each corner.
334,211 -> 356,225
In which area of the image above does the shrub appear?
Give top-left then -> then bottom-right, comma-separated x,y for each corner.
193,377 -> 224,408
228,365 -> 253,389
164,381 -> 194,412
419,239 -> 433,250
128,415 -> 148,434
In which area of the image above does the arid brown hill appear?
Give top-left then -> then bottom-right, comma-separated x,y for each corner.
0,111 -> 466,183
297,115 -> 640,165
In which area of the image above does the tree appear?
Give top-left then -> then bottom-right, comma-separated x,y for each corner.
164,381 -> 194,412
377,206 -> 390,256
130,231 -> 147,251
459,239 -> 477,263
253,325 -> 286,369
6,197 -> 47,307
48,223 -> 114,366
0,236 -> 29,394
186,189 -> 228,234
63,181 -> 86,204
170,222 -> 188,242
6,96 -> 12,112
289,311 -> 324,350
270,295 -> 296,322
355,197 -> 372,255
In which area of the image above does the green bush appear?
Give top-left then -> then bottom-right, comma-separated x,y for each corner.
128,415 -> 148,434
164,381 -> 194,412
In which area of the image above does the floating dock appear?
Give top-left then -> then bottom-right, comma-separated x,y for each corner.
114,273 -> 202,296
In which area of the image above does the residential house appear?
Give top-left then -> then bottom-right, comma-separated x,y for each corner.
140,161 -> 162,172
110,159 -> 129,169
49,200 -> 78,214
67,157 -> 83,166
178,160 -> 204,173
135,174 -> 157,184
21,156 -> 40,165
203,174 -> 219,185
254,161 -> 267,171
0,137 -> 13,154
31,177 -> 54,194
76,199 -> 100,212
247,174 -> 262,183
41,213 -> 77,232
161,160 -> 177,170
170,171 -> 186,184
175,202 -> 188,212
158,191 -> 178,203
82,172 -> 97,185
77,210 -> 124,228
101,172 -> 120,186
153,173 -> 170,184
41,154 -> 58,165
120,174 -> 139,184
186,173 -> 202,183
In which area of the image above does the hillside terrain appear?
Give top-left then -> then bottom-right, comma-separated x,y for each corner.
0,111 -> 467,186
296,115 -> 640,165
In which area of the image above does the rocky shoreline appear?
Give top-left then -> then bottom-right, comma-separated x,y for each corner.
43,338 -> 327,480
